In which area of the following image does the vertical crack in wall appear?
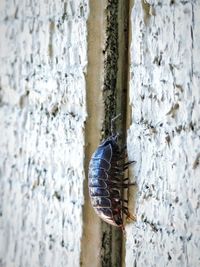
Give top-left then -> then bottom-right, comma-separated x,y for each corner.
101,2 -> 120,267
81,1 -> 131,266
122,1 -> 135,266
102,0 -> 119,137
101,1 -> 131,267
80,1 -> 106,267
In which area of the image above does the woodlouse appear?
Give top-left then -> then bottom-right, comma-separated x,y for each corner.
88,115 -> 136,230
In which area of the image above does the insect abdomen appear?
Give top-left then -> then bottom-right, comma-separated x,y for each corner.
88,138 -> 123,226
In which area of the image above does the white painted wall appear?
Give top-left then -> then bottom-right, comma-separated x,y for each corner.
0,1 -> 200,267
126,1 -> 200,266
0,1 -> 89,266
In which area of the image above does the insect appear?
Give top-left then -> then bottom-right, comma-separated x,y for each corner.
88,114 -> 136,231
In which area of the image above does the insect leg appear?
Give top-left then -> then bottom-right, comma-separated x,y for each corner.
111,114 -> 121,136
123,160 -> 136,168
122,178 -> 136,187
120,199 -> 128,205
122,207 -> 136,221
117,161 -> 136,170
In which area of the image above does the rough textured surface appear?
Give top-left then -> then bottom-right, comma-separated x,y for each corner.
1,0 -> 200,266
126,0 -> 200,266
0,1 -> 88,267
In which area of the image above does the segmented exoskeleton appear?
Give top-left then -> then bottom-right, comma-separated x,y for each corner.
88,115 -> 136,230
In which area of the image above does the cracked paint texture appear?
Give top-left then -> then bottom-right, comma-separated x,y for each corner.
0,1 -> 89,267
126,1 -> 200,267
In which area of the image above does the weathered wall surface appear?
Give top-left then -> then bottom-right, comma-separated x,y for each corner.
0,1 -> 88,267
127,0 -> 200,266
1,0 -> 200,267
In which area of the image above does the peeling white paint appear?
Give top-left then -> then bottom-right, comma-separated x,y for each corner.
0,1 -> 89,267
126,1 -> 200,266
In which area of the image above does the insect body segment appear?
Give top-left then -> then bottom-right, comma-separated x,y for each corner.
88,134 -> 136,229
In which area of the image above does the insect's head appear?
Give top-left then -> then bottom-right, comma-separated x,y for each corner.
99,135 -> 118,147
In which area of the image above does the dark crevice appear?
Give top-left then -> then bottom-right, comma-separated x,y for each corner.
102,0 -> 119,138
101,1 -> 131,266
81,0 -> 131,266
101,1 -> 120,266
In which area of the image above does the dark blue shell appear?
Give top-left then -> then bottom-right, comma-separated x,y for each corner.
88,136 -> 123,227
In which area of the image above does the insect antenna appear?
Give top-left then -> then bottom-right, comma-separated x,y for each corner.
111,113 -> 121,137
